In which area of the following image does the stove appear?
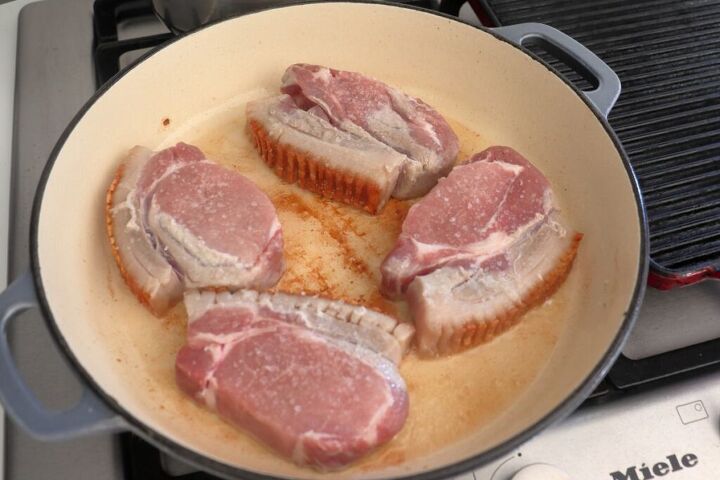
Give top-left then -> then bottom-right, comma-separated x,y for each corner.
3,0 -> 720,479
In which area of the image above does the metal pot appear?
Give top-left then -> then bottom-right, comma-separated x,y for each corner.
0,3 -> 647,479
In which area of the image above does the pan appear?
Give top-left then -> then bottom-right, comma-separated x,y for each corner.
0,3 -> 647,479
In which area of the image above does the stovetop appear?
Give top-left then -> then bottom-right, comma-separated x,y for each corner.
4,0 -> 720,479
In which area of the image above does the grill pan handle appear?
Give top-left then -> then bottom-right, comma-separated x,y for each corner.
0,271 -> 125,439
492,22 -> 621,117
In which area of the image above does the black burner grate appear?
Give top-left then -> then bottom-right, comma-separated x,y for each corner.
93,0 -> 173,87
445,0 -> 720,286
93,0 -> 439,87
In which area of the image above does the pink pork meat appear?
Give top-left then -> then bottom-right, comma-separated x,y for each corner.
380,146 -> 582,355
281,64 -> 460,199
176,290 -> 414,470
106,143 -> 283,315
245,64 -> 460,214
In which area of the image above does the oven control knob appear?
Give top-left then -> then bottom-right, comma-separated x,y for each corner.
512,463 -> 571,480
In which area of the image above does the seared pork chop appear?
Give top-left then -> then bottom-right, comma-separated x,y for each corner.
247,64 -> 459,213
176,290 -> 413,469
106,143 -> 284,315
281,64 -> 459,199
381,146 -> 582,355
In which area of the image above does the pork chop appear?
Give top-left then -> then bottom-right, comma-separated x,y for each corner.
176,290 -> 413,469
281,64 -> 460,198
106,143 -> 284,315
380,146 -> 582,355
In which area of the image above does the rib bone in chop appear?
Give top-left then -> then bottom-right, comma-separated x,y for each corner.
380,146 -> 582,355
176,290 -> 414,469
247,64 -> 459,213
106,143 -> 284,315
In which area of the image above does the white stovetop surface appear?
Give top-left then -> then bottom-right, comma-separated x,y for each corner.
0,1 -> 38,477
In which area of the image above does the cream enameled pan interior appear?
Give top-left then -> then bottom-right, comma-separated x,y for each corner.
36,4 -> 642,479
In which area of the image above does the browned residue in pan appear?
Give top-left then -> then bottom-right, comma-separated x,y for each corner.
162,307 -> 188,333
272,191 -> 372,277
270,190 -> 402,317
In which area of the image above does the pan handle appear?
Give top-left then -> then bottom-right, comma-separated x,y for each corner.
0,271 -> 126,439
492,22 -> 621,118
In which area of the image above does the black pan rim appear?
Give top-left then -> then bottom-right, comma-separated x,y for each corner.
28,2 -> 649,479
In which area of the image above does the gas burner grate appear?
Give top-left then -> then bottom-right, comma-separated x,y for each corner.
443,0 -> 720,288
93,0 -> 173,87
93,0 -> 440,88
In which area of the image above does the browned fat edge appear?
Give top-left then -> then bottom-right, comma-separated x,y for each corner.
105,163 -> 165,317
433,233 -> 584,356
248,120 -> 383,214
